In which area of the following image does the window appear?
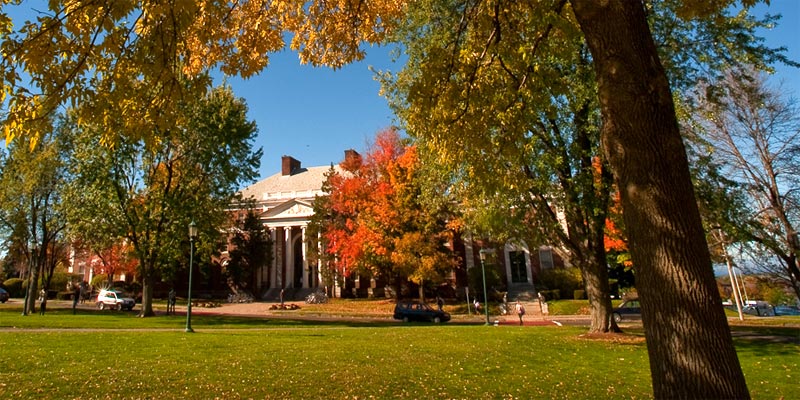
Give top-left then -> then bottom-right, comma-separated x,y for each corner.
539,247 -> 554,269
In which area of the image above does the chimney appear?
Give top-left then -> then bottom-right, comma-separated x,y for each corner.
343,149 -> 362,168
282,155 -> 301,176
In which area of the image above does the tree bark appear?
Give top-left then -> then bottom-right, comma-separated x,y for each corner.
139,274 -> 156,317
570,1 -> 749,398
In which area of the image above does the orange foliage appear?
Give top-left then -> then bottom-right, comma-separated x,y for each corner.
320,127 -> 446,280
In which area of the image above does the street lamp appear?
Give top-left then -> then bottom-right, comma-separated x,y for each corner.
479,248 -> 493,325
185,220 -> 198,333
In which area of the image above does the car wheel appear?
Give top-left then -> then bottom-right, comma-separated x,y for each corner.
612,313 -> 622,323
99,302 -> 106,310
403,316 -> 409,323
434,316 -> 441,323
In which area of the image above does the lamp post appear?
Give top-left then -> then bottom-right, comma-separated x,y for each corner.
185,220 -> 198,333
479,248 -> 492,325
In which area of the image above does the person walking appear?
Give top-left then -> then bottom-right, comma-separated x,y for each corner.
515,301 -> 526,326
72,283 -> 80,314
38,288 -> 47,315
436,295 -> 444,311
167,288 -> 176,315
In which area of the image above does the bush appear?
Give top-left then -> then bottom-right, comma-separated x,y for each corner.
538,267 -> 583,300
538,290 -> 560,301
467,264 -> 503,299
3,278 -> 25,297
573,289 -> 585,300
49,271 -> 72,292
91,274 -> 109,289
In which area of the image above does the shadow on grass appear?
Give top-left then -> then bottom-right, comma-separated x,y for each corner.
0,305 -> 456,330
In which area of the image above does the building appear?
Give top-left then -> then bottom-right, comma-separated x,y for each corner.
236,151 -> 562,300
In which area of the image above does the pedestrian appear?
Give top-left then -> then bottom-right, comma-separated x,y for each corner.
72,283 -> 80,314
436,295 -> 444,311
473,298 -> 481,314
168,288 -> 176,315
39,288 -> 47,315
516,301 -> 526,326
280,288 -> 285,306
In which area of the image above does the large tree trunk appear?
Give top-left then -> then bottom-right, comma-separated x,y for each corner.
23,259 -> 40,315
138,259 -> 156,317
582,249 -> 617,333
570,1 -> 749,398
140,275 -> 155,317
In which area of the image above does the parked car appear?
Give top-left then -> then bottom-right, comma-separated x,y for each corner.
0,287 -> 9,303
96,289 -> 135,311
393,300 -> 450,323
773,305 -> 800,316
612,299 -> 641,323
742,301 -> 775,316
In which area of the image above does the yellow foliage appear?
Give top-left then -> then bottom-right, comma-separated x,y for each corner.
0,0 -> 407,144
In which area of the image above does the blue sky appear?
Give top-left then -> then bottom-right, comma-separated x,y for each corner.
227,1 -> 799,180
222,45 -> 402,178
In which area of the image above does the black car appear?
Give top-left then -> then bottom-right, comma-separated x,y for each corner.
612,299 -> 641,323
393,300 -> 451,323
0,287 -> 9,303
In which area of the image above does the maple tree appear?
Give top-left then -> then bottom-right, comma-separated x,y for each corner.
309,128 -> 456,296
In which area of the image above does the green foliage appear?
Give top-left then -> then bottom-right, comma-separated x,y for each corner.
759,282 -> 793,306
90,274 -> 108,289
3,278 -> 25,297
538,267 -> 583,300
537,290 -> 560,301
226,209 -> 272,292
65,84 -> 261,315
47,271 -> 73,293
573,289 -> 586,300
466,264 -> 503,299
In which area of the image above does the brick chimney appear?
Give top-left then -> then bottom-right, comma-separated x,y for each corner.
281,155 -> 301,176
343,149 -> 361,166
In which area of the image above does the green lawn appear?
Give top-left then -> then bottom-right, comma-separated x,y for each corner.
1,304 -> 797,399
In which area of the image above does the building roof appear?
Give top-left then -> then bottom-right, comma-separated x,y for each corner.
239,165 -> 337,203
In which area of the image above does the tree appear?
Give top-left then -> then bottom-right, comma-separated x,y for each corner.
570,2 -> 754,397
309,129 -> 456,297
66,85 -> 261,316
226,208 -> 273,294
694,68 -> 800,301
386,0 -> 776,396
0,116 -> 70,315
381,0 -> 620,332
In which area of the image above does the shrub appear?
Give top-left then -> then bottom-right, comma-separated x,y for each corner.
573,289 -> 585,300
91,274 -> 109,289
538,267 -> 583,299
49,271 -> 72,292
467,264 -> 503,299
538,290 -> 560,301
3,278 -> 25,297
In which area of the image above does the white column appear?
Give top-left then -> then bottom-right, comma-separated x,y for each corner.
301,226 -> 309,288
270,228 -> 278,288
317,231 -> 323,289
284,227 -> 292,287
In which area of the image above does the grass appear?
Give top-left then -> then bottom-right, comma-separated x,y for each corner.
1,302 -> 798,399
